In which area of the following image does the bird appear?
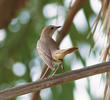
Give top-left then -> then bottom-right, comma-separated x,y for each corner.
37,25 -> 78,78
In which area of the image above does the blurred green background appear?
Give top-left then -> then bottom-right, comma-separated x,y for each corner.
0,0 -> 104,100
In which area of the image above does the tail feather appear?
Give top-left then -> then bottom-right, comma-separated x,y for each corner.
63,46 -> 78,55
53,46 -> 78,60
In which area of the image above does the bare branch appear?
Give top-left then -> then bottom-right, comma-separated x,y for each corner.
0,62 -> 110,100
56,0 -> 87,45
0,0 -> 27,29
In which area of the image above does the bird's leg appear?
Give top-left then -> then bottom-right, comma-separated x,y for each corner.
41,67 -> 50,79
61,63 -> 64,72
59,59 -> 64,72
51,63 -> 61,76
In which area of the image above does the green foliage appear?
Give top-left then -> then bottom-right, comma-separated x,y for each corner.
0,0 -> 98,100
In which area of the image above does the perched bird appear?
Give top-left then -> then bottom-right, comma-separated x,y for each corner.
37,25 -> 78,78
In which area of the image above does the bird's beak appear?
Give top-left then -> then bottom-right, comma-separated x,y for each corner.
56,26 -> 61,28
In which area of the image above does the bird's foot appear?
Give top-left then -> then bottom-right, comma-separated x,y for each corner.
51,63 -> 61,76
61,64 -> 64,72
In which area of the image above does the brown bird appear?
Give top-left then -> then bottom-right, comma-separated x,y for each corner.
37,25 -> 78,78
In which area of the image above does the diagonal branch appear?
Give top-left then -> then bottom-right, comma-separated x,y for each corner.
56,0 -> 87,45
0,62 -> 110,100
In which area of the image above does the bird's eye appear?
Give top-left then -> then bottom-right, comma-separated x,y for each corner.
50,27 -> 54,30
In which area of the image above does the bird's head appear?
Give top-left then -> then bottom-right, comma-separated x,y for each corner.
41,25 -> 61,37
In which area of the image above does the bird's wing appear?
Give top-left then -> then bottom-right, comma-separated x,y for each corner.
37,40 -> 55,70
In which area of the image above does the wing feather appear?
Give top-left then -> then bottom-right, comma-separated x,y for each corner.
37,40 -> 55,70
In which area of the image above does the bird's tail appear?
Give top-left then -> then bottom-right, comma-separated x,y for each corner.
63,46 -> 78,55
53,46 -> 78,60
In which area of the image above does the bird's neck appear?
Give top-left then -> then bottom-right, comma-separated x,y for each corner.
41,32 -> 53,40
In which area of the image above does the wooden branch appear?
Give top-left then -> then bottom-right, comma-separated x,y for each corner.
0,0 -> 27,29
0,62 -> 110,100
56,0 -> 87,45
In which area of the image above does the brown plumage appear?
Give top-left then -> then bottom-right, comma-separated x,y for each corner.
37,25 -> 78,78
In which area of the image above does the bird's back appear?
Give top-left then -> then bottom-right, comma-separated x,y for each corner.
37,37 -> 56,70
46,36 -> 59,52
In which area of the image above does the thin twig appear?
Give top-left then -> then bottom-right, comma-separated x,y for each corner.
0,62 -> 110,100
